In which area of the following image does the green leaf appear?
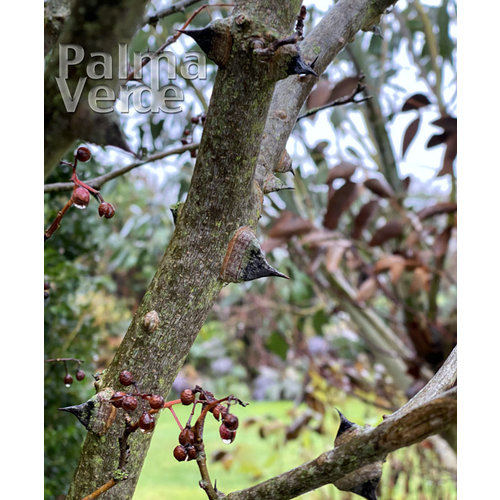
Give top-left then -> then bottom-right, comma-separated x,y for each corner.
266,331 -> 289,360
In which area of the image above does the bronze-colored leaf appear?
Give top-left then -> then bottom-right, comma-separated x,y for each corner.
356,277 -> 377,302
426,132 -> 448,148
326,162 -> 357,184
437,132 -> 457,176
401,93 -> 431,111
369,220 -> 404,247
329,76 -> 361,103
306,79 -> 332,110
431,116 -> 457,133
323,181 -> 358,230
374,254 -> 407,284
410,267 -> 430,293
418,201 -> 457,220
351,200 -> 379,239
285,412 -> 313,441
402,117 -> 420,157
364,178 -> 394,198
325,240 -> 351,272
268,211 -> 315,239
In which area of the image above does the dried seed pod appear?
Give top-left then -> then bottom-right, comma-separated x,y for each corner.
220,227 -> 289,283
119,370 -> 135,386
148,394 -> 165,410
139,411 -> 155,432
173,445 -> 188,461
333,410 -> 382,500
143,310 -> 160,333
121,395 -> 138,412
180,388 -> 195,405
178,427 -> 195,446
72,187 -> 90,209
179,21 -> 232,67
59,388 -> 117,436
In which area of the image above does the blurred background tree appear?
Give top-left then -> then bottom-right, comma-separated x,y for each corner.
44,0 -> 456,498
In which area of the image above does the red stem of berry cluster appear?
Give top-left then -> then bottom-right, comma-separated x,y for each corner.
45,147 -> 114,240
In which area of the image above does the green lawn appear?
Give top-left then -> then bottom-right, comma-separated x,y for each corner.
134,400 -> 456,500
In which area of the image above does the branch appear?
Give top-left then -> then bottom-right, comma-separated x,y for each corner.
255,0 -> 398,187
224,348 -> 456,500
145,0 -> 202,25
44,142 -> 200,193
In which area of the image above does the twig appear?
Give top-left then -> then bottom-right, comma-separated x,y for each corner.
145,0 -> 202,25
44,198 -> 73,239
81,478 -> 118,500
45,357 -> 84,364
296,82 -> 371,122
44,142 -> 200,193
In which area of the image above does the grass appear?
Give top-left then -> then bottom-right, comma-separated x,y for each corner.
134,399 -> 456,500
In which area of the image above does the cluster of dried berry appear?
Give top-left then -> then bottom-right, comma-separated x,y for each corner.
110,370 -> 165,433
173,387 -> 241,462
44,146 -> 115,240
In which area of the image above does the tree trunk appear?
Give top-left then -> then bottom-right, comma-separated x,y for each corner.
64,1 -> 400,498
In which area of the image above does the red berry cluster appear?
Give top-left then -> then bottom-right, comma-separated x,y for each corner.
45,357 -> 86,387
45,146 -> 116,240
172,387 -> 244,463
109,370 -> 167,433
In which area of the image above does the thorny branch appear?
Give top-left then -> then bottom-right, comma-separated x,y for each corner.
222,348 -> 456,500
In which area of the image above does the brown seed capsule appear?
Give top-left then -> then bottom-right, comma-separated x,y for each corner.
148,394 -> 165,410
64,373 -> 73,387
220,227 -> 289,283
223,413 -> 239,431
186,444 -> 197,460
212,404 -> 227,421
110,391 -> 126,408
180,388 -> 194,405
121,395 -> 138,412
75,369 -> 86,381
139,411 -> 155,432
119,370 -> 135,386
143,311 -> 160,333
173,445 -> 188,461
72,187 -> 90,209
76,146 -> 91,162
178,427 -> 195,446
219,423 -> 236,444
98,202 -> 115,219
